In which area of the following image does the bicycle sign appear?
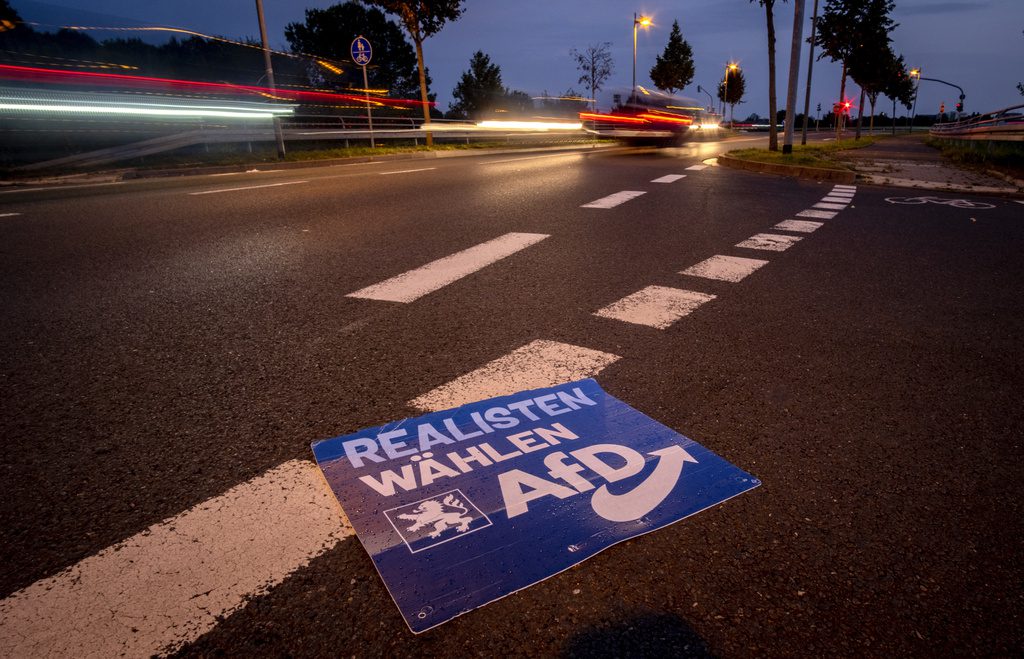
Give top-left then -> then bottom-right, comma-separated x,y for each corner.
885,196 -> 996,209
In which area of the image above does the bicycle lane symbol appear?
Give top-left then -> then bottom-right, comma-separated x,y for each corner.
885,196 -> 996,209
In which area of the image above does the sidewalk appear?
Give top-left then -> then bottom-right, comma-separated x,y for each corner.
837,134 -> 1022,194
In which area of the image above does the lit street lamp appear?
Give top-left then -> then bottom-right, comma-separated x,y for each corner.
723,63 -> 739,125
632,13 -> 652,101
909,67 -> 921,134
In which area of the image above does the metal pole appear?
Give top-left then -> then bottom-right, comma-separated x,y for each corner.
632,14 -> 637,100
800,0 -> 819,145
362,64 -> 375,148
910,73 -> 920,134
782,0 -> 806,154
723,66 -> 728,124
255,0 -> 285,159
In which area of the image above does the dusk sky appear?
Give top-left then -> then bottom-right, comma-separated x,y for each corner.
15,0 -> 1024,118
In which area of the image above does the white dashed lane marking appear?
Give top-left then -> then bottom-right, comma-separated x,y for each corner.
581,190 -> 647,209
0,460 -> 351,658
410,340 -> 620,412
595,286 -> 716,329
797,209 -> 838,219
0,212 -> 21,217
774,219 -> 823,233
813,202 -> 847,211
380,167 -> 436,175
347,232 -> 549,303
651,174 -> 686,183
188,180 -> 308,195
681,254 -> 769,282
685,164 -> 708,171
736,233 -> 802,251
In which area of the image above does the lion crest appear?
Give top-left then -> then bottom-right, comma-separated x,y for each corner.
397,494 -> 473,539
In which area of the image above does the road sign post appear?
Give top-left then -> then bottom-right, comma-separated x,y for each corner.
351,36 -> 375,148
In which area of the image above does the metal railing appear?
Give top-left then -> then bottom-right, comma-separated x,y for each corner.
929,104 -> 1024,141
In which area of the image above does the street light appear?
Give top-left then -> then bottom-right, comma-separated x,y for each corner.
723,63 -> 739,125
909,67 -> 921,134
632,13 -> 652,101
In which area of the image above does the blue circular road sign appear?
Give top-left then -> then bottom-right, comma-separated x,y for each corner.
351,36 -> 372,66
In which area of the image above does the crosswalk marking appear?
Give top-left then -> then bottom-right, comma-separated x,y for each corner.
832,185 -> 857,191
797,209 -> 838,219
826,191 -> 854,199
774,219 -> 823,233
685,164 -> 708,171
736,233 -> 802,251
595,286 -> 716,329
820,196 -> 850,204
347,232 -> 549,303
813,202 -> 848,210
410,340 -> 621,412
681,254 -> 768,282
651,174 -> 686,183
581,190 -> 646,209
0,460 -> 351,658
188,180 -> 308,196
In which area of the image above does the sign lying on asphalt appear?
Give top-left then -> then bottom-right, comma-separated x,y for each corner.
312,378 -> 760,633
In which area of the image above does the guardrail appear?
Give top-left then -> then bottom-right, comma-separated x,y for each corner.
929,104 -> 1024,141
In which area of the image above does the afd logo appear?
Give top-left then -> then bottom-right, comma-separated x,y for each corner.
384,490 -> 492,553
498,443 -> 698,521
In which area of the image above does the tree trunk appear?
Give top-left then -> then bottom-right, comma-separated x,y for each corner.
765,2 -> 779,150
836,60 -> 847,139
855,86 -> 865,140
413,31 -> 432,147
869,95 -> 877,133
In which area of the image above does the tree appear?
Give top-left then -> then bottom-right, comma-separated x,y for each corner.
750,0 -> 785,150
284,2 -> 421,98
449,51 -> 504,118
571,43 -> 613,111
648,20 -> 694,95
365,0 -> 464,144
717,67 -> 746,123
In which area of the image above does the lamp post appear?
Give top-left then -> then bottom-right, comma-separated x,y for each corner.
909,67 -> 921,134
723,63 -> 738,125
697,85 -> 715,113
632,13 -> 652,101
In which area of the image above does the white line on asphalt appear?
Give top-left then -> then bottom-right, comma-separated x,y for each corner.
813,202 -> 848,210
208,169 -> 284,177
1015,200 -> 1024,205
821,196 -> 850,204
827,192 -> 855,198
832,186 -> 857,192
347,232 -> 549,303
581,190 -> 646,209
484,152 -> 583,165
0,182 -> 124,195
410,339 -> 621,412
379,167 -> 436,175
595,286 -> 716,329
188,180 -> 308,195
0,460 -> 351,658
774,219 -> 824,233
797,209 -> 839,219
685,164 -> 708,171
681,254 -> 769,282
736,233 -> 803,251
651,174 -> 686,183
0,212 -> 21,217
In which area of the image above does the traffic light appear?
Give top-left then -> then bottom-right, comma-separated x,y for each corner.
940,103 -> 945,113
956,102 -> 963,112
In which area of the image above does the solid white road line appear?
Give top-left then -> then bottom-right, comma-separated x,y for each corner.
188,180 -> 308,196
797,209 -> 839,219
410,340 -> 621,412
651,174 -> 686,183
813,202 -> 848,211
681,254 -> 769,282
348,233 -> 549,303
0,212 -> 21,217
484,152 -> 583,165
581,190 -> 646,209
0,460 -> 351,658
774,219 -> 823,233
685,164 -> 708,171
379,167 -> 436,175
595,286 -> 715,329
821,196 -> 850,204
736,233 -> 802,251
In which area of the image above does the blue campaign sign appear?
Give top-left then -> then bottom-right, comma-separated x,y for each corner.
350,36 -> 372,66
312,379 -> 759,633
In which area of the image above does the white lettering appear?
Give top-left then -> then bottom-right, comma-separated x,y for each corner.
358,465 -> 418,496
498,469 -> 578,518
343,437 -> 384,469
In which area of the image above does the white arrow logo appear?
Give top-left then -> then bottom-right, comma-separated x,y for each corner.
589,445 -> 698,522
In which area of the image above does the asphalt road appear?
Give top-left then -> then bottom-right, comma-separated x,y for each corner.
1,138 -> 1022,657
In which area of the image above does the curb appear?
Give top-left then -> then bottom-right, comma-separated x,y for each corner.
856,174 -> 1021,196
717,154 -> 856,183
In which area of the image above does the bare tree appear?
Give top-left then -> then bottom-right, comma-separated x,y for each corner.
571,43 -> 614,111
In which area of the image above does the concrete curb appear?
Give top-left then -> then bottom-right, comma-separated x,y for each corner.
857,174 -> 1021,196
717,154 -> 856,183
